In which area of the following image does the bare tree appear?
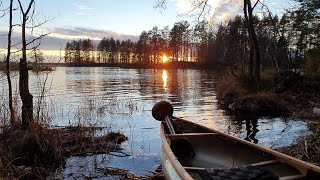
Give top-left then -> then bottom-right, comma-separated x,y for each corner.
5,0 -> 15,127
243,0 -> 261,88
17,0 -> 35,127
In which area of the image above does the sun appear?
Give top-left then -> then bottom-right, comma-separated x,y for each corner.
162,55 -> 168,63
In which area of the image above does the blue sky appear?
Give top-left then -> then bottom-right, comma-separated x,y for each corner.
1,0 -> 294,36
36,0 -> 182,36
39,0 -> 290,35
0,0 -> 295,53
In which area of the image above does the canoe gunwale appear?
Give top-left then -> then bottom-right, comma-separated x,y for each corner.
160,122 -> 193,180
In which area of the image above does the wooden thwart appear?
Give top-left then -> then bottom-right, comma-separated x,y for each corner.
183,159 -> 306,180
250,159 -> 279,167
166,133 -> 217,138
279,174 -> 305,180
184,160 -> 279,171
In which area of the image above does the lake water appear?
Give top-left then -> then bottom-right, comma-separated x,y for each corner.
0,67 -> 310,178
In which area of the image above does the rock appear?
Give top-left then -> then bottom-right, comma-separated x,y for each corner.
228,102 -> 242,111
107,142 -> 123,151
313,107 -> 320,115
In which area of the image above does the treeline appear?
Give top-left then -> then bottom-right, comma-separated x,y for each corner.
64,20 -> 214,65
65,0 -> 319,73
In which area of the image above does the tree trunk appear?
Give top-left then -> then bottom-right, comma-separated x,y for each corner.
244,0 -> 254,87
247,2 -> 261,85
19,12 -> 33,127
244,0 -> 261,89
6,0 -> 15,127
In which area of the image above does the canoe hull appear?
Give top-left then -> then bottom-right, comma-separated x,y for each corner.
160,117 -> 320,180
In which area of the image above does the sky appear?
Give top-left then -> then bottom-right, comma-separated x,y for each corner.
38,0 -> 181,36
0,0 -> 295,55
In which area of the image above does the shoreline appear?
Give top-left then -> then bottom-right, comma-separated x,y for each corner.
215,71 -> 320,165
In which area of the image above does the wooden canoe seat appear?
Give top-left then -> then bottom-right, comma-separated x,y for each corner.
166,133 -> 217,138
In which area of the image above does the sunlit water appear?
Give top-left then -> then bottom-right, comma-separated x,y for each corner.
0,67 -> 310,178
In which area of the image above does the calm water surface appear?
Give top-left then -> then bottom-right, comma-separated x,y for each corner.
0,67 -> 310,178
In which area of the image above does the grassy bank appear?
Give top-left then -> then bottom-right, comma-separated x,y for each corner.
216,69 -> 320,164
0,123 -> 128,179
0,124 -> 165,179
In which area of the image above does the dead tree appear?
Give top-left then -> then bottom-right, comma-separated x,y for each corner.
243,0 -> 261,88
17,0 -> 35,127
5,0 -> 15,127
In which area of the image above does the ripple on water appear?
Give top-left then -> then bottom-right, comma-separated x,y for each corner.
0,67 -> 311,177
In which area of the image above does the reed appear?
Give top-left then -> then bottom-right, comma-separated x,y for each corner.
0,75 -> 137,179
215,70 -> 247,106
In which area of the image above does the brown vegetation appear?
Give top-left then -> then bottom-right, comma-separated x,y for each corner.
216,69 -> 320,118
0,123 -> 128,179
216,70 -> 289,117
216,69 -> 320,165
277,132 -> 320,166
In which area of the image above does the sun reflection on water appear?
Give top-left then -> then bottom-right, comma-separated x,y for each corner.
162,70 -> 167,91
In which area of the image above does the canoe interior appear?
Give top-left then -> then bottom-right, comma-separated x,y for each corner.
163,118 -> 319,179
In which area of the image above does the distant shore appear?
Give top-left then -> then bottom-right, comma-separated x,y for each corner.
1,61 -> 217,71
61,61 -> 212,70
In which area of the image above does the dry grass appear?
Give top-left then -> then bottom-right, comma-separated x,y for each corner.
237,92 -> 290,116
0,122 -> 128,179
277,132 -> 320,166
216,69 -> 320,166
216,69 -> 292,117
215,71 -> 247,106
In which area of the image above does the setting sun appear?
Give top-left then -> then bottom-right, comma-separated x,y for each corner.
162,55 -> 168,63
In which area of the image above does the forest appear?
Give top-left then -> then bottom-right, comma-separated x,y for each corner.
64,0 -> 319,76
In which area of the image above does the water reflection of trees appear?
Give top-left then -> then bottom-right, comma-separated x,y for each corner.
234,113 -> 259,144
63,67 -> 262,143
136,69 -> 211,110
65,67 -> 97,95
41,67 -> 308,147
64,68 -> 216,111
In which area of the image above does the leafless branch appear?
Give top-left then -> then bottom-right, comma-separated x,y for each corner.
0,9 -> 8,18
0,33 -> 9,36
154,0 -> 166,11
26,33 -> 49,46
252,0 -> 261,10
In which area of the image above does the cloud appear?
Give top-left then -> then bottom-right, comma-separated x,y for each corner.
171,0 -> 262,24
74,4 -> 93,10
0,27 -> 138,51
48,27 -> 138,41
72,2 -> 94,16
171,0 -> 242,23
171,0 -> 193,14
